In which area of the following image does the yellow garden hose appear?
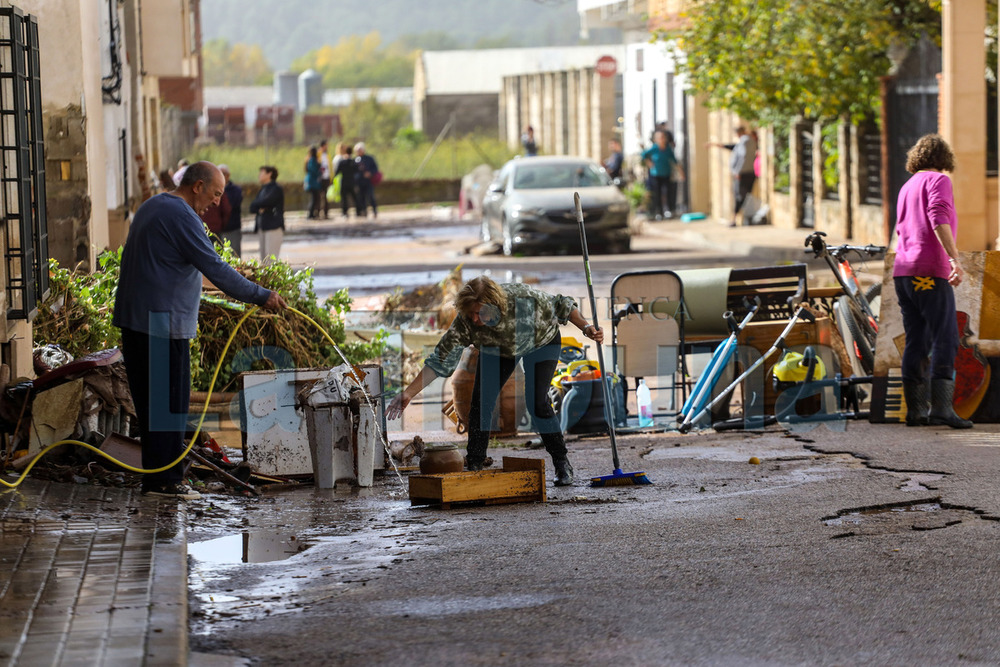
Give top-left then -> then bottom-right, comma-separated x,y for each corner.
2,305 -> 347,490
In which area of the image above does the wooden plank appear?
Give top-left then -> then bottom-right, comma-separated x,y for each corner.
409,456 -> 546,507
409,475 -> 445,501
437,470 -> 540,503
501,456 -> 546,503
501,456 -> 544,472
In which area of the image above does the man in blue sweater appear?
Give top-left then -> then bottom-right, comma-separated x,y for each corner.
114,161 -> 286,499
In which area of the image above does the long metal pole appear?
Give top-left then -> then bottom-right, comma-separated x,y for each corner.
575,192 -> 621,471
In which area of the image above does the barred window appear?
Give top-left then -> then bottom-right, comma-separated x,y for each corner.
0,6 -> 48,321
859,124 -> 882,206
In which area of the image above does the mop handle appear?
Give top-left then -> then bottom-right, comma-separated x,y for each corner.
575,192 -> 621,470
688,304 -> 813,428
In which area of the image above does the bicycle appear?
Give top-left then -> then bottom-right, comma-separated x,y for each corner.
804,231 -> 885,375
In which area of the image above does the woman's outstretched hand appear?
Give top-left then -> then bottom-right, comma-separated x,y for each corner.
386,392 -> 410,420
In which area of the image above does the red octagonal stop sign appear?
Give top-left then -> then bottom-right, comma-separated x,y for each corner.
596,55 -> 617,78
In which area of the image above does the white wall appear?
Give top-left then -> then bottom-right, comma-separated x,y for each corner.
29,0 -> 86,107
622,40 -> 686,159
25,0 -> 111,260
102,0 -> 131,212
141,0 -> 193,78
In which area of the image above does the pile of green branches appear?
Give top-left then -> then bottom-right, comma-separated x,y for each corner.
33,243 -> 386,392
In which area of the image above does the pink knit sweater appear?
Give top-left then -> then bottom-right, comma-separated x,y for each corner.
893,171 -> 956,279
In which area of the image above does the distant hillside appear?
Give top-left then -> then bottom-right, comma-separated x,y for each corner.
200,0 -> 615,72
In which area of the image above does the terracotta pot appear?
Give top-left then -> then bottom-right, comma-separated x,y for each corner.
450,346 -> 523,436
419,444 -> 465,474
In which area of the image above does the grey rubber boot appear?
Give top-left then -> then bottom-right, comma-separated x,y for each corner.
902,379 -> 929,427
928,378 -> 973,429
553,458 -> 574,486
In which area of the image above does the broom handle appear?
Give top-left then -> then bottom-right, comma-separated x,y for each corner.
575,192 -> 621,471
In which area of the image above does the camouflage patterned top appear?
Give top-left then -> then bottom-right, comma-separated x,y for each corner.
425,283 -> 578,378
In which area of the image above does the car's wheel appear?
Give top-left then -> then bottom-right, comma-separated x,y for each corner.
502,219 -> 514,256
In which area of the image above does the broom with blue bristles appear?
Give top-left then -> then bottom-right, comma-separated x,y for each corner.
574,192 -> 652,487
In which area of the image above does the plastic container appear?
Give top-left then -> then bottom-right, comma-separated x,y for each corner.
637,379 -> 654,427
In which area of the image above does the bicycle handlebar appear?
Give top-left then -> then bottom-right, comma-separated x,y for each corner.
803,231 -> 885,259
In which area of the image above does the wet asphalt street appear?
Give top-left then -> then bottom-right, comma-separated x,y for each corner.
188,422 -> 1000,666
184,211 -> 999,665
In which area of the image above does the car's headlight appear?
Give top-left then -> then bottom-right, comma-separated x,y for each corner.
511,205 -> 546,219
608,203 -> 630,213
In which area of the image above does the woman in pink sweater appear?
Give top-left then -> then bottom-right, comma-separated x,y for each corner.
893,134 -> 971,429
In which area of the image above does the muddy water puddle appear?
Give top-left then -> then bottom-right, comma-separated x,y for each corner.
824,502 -> 943,526
187,489 -> 444,634
189,531 -> 309,564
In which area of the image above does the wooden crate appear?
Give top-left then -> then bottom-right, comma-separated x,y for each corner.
409,457 -> 547,508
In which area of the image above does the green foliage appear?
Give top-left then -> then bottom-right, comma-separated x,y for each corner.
191,246 -> 387,392
290,32 -> 415,89
33,249 -> 124,358
340,95 -> 411,146
393,126 -> 427,150
203,38 -> 273,86
624,181 -> 647,210
191,134 -> 516,183
32,239 -> 386,393
772,124 -> 791,193
820,121 -> 841,195
662,0 -> 942,125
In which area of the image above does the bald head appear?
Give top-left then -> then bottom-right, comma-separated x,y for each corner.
175,161 -> 225,215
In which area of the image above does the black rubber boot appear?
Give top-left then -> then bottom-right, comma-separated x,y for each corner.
466,459 -> 487,472
928,379 -> 973,429
902,379 -> 929,426
553,458 -> 574,486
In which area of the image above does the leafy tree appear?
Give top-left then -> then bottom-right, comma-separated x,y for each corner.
340,95 -> 411,146
661,0 -> 941,125
290,32 -> 415,89
203,38 -> 273,86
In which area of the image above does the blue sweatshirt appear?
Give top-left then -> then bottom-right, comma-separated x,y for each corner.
113,193 -> 271,339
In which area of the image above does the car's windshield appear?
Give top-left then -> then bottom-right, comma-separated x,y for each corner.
512,162 -> 611,190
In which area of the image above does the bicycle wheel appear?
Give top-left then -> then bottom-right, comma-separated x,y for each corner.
864,282 -> 882,322
864,281 -> 882,305
838,295 -> 875,374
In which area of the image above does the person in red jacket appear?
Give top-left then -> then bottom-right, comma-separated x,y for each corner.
198,175 -> 232,239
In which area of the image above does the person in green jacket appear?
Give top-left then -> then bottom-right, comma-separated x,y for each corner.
386,276 -> 604,486
641,129 -> 679,220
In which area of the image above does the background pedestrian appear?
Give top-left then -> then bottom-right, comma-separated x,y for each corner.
250,165 -> 284,264
219,164 -> 243,256
334,144 -> 358,219
318,139 -> 331,219
354,142 -> 379,218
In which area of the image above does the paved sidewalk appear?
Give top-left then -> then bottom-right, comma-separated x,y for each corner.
0,479 -> 187,666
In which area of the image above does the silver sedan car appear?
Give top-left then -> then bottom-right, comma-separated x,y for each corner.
480,156 -> 632,256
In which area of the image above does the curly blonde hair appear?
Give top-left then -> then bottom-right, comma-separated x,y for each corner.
455,276 -> 508,318
905,134 -> 955,174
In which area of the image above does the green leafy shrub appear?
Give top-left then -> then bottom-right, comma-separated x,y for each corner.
625,181 -> 647,211
393,126 -> 427,150
33,240 -> 386,392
